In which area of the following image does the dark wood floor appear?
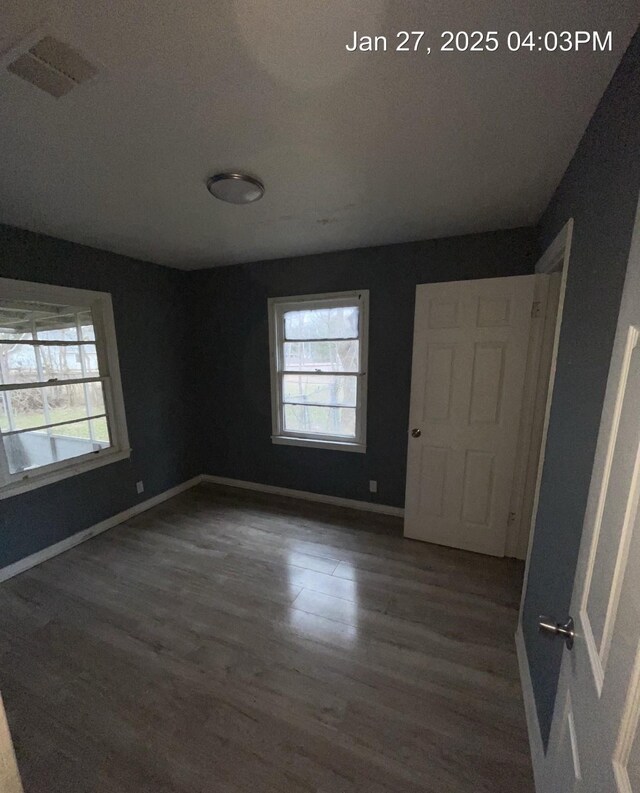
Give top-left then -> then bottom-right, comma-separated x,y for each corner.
0,484 -> 533,793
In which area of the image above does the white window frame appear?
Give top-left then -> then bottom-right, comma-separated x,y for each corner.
0,277 -> 131,499
268,290 -> 369,453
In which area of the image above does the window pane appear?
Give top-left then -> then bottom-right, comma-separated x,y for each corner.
77,312 -> 96,341
284,405 -> 356,437
0,342 -> 99,384
284,306 -> 359,340
34,315 -> 79,341
44,415 -> 110,442
4,419 -> 110,474
283,374 -> 357,407
0,307 -> 31,342
0,382 -> 106,432
78,344 -> 100,376
283,340 -> 359,372
0,302 -> 94,343
90,416 -> 110,443
0,397 -> 7,433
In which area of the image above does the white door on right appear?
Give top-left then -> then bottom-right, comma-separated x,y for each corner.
404,275 -> 536,556
541,200 -> 640,791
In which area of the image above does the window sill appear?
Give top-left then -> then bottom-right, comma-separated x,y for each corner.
271,435 -> 366,453
0,447 -> 132,500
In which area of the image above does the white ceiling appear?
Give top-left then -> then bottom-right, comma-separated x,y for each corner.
0,2 -> 637,269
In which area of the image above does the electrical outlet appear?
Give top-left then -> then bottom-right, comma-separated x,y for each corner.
369,480 -> 377,493
136,481 -> 144,495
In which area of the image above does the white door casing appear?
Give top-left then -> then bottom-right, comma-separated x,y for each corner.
404,275 -> 537,557
541,196 -> 640,792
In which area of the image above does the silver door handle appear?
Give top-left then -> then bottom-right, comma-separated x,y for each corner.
538,615 -> 575,650
411,428 -> 421,438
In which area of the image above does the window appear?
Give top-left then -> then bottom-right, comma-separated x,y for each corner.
0,278 -> 130,498
268,290 -> 368,452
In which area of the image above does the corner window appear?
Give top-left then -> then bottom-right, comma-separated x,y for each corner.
0,278 -> 130,498
268,290 -> 368,452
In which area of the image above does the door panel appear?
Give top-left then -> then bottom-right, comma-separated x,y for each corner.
423,344 -> 455,420
418,445 -> 447,516
615,646 -> 640,791
477,295 -> 512,326
461,449 -> 494,526
551,690 -> 582,792
404,276 -> 536,557
468,342 -> 506,424
581,327 -> 640,684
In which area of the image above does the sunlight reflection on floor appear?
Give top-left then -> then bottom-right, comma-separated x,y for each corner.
286,552 -> 359,644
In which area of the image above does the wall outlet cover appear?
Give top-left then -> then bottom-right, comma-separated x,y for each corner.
369,480 -> 377,493
136,481 -> 144,494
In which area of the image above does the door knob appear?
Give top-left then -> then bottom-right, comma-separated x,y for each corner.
411,428 -> 421,438
538,615 -> 575,650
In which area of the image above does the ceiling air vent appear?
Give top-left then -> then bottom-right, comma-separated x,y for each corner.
6,35 -> 97,98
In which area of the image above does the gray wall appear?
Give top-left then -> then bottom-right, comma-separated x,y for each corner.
190,228 -> 537,507
0,225 -> 200,568
1,225 -> 536,569
523,27 -> 640,746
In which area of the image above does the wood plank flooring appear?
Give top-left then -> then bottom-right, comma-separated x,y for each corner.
0,484 -> 534,792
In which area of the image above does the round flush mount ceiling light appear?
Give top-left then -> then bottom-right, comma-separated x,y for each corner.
206,172 -> 265,204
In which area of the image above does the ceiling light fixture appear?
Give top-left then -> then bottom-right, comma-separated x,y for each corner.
206,172 -> 264,204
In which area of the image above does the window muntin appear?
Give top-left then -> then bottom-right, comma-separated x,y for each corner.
269,292 -> 368,451
0,281 -> 129,494
283,339 -> 359,372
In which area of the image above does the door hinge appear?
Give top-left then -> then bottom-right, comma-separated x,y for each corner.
507,511 -> 517,526
531,301 -> 542,318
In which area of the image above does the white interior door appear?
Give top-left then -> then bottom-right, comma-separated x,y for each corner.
404,275 -> 537,556
541,200 -> 640,792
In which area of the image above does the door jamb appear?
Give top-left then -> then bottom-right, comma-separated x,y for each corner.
519,218 -> 574,615
506,272 -> 553,558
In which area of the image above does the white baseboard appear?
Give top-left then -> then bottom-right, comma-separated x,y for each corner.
0,476 -> 203,583
516,625 -> 545,790
0,473 -> 403,584
200,474 -> 404,517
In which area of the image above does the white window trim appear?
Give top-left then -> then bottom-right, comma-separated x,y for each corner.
268,290 -> 369,453
0,277 -> 131,500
